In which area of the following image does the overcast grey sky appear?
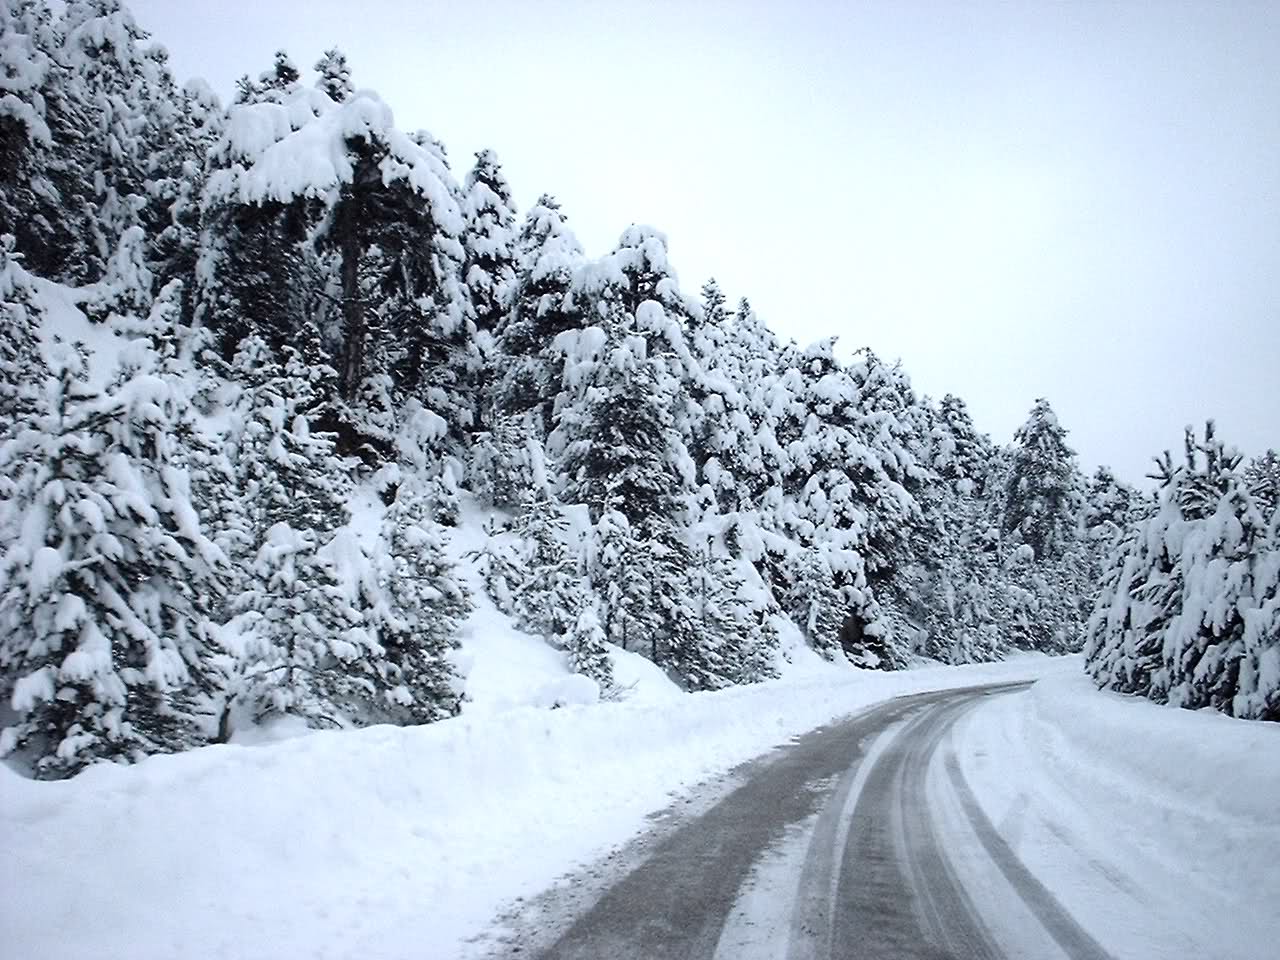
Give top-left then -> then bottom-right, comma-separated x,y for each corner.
131,0 -> 1279,482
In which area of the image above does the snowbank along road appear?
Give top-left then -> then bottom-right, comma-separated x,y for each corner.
507,683 -> 1116,960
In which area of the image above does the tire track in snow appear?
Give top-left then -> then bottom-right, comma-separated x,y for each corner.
529,692 -> 938,959
825,695 -> 1002,959
943,752 -> 1116,960
516,681 -> 1115,960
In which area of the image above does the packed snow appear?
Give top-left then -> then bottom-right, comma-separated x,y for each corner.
955,672 -> 1280,959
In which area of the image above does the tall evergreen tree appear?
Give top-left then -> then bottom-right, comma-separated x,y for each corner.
1086,424 -> 1278,720
498,194 -> 585,431
218,337 -> 364,728
783,545 -> 846,660
0,344 -> 226,777
1003,398 -> 1079,561
198,71 -> 471,457
781,340 -> 920,667
1,0 -> 189,287
461,148 -> 517,424
374,479 -> 469,721
932,394 -> 993,496
461,148 -> 517,337
0,236 -> 49,432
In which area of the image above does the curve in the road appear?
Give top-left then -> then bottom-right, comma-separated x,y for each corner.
531,682 -> 1113,960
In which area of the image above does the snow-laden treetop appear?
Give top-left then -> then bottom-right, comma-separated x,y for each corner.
206,84 -> 462,234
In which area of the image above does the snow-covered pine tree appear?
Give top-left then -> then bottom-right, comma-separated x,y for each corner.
129,279 -> 243,591
461,148 -> 517,426
81,223 -> 153,326
501,494 -> 617,688
236,521 -> 354,726
920,490 -> 1004,664
711,295 -> 791,577
468,519 -> 523,616
1237,506 -> 1279,721
573,225 -> 698,329
0,342 -> 226,777
225,335 -> 349,535
64,1 -> 191,283
468,409 -> 549,510
948,554 -> 1005,663
233,48 -> 302,107
647,530 -> 721,689
1086,424 -> 1279,720
0,236 -> 49,433
932,393 -> 993,496
507,494 -> 580,642
781,340 -> 919,667
1,0 -> 186,287
1082,466 -> 1137,548
684,540 -> 775,686
220,336 -> 361,727
1244,450 -> 1280,520
560,310 -> 683,529
979,399 -> 1092,655
1084,454 -> 1181,700
498,194 -> 585,431
574,226 -> 703,467
555,295 -> 724,681
193,171 -> 310,361
590,508 -> 656,657
0,3 -> 128,282
0,0 -> 65,278
461,148 -> 517,338
1003,398 -> 1080,561
1161,424 -> 1271,713
373,478 -> 469,722
260,50 -> 301,95
845,348 -> 933,629
314,47 -> 354,103
148,77 -> 224,327
555,296 -> 701,686
687,277 -> 753,519
199,67 -> 472,457
565,603 -> 616,690
698,277 -> 727,331
1076,464 -> 1141,602
919,393 -> 982,662
783,545 -> 846,661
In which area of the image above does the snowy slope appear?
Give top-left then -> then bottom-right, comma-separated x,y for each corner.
954,673 -> 1280,960
28,276 -> 127,388
0,657 -> 1071,960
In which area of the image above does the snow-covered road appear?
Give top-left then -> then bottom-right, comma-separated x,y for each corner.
486,681 -> 1279,960
5,659 -> 1276,959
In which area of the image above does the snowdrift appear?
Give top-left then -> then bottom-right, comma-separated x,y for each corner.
955,672 -> 1280,960
2,657 -> 1069,960
1027,671 -> 1280,827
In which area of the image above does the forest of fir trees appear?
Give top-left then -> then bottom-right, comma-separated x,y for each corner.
0,1 -> 1276,779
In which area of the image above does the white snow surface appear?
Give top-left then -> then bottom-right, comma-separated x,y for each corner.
1,657 -> 1069,960
955,672 -> 1280,960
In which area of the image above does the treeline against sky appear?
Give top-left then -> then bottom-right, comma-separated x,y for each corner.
1,1 -> 1275,778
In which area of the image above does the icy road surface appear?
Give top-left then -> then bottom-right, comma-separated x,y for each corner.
488,683 -> 1273,960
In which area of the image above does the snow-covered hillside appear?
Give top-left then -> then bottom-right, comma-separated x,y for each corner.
3,0 -> 1275,788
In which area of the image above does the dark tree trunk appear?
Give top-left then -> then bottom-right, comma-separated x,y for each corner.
338,223 -> 364,403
